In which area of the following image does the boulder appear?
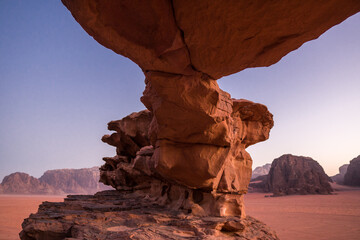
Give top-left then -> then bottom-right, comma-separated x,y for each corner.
266,154 -> 333,196
344,155 -> 360,186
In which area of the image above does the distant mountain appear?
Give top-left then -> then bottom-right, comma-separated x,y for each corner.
252,163 -> 271,179
39,167 -> 111,194
0,167 -> 112,195
344,155 -> 360,186
1,172 -> 61,195
331,164 -> 349,184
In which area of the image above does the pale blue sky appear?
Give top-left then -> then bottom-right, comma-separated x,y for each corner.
0,1 -> 359,180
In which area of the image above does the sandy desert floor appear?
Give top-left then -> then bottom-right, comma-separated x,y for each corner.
0,195 -> 65,240
245,186 -> 360,240
0,188 -> 359,240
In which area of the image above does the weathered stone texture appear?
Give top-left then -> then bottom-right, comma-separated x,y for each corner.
62,0 -> 360,79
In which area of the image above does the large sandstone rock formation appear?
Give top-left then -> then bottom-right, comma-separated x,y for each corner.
331,164 -> 349,184
0,167 -> 110,195
20,1 -> 360,239
252,163 -> 271,179
344,155 -> 360,186
0,172 -> 60,195
266,154 -> 333,196
99,103 -> 273,217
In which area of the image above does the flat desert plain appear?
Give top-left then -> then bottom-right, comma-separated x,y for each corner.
0,195 -> 65,240
245,186 -> 360,240
0,188 -> 360,240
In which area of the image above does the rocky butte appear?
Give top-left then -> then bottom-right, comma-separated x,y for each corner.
20,1 -> 360,239
266,154 -> 333,196
344,155 -> 360,186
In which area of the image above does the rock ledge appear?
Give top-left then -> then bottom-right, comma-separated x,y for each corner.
20,190 -> 278,240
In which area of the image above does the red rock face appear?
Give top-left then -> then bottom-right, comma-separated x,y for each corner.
62,0 -> 360,78
61,0 -> 360,217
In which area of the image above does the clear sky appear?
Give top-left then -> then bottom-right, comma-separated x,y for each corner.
0,1 -> 359,180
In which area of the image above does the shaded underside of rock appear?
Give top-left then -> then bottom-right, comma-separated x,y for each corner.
20,190 -> 279,240
62,0 -> 360,79
267,154 -> 333,196
344,155 -> 360,186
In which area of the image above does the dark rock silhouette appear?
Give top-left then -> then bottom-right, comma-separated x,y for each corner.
344,155 -> 360,186
266,154 -> 333,196
331,164 -> 349,184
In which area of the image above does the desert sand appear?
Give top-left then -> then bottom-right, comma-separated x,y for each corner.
0,195 -> 64,240
1,189 -> 360,239
245,187 -> 360,240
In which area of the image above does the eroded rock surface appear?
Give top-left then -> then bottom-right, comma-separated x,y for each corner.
62,0 -> 360,79
266,154 -> 333,196
100,101 -> 272,217
344,155 -> 360,186
20,190 -> 279,240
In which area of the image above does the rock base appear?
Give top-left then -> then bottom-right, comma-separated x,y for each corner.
20,190 -> 278,240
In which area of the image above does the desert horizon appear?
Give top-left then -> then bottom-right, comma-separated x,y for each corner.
1,184 -> 359,240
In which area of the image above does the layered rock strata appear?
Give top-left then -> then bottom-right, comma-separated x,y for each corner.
266,154 -> 333,196
344,155 -> 360,186
100,101 -> 273,217
20,191 -> 278,240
